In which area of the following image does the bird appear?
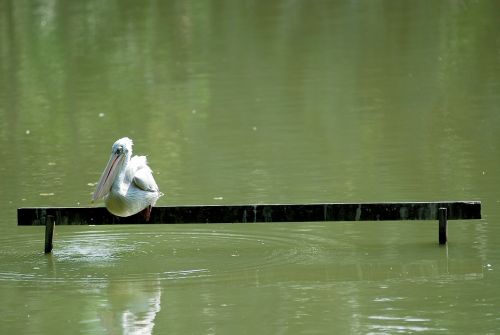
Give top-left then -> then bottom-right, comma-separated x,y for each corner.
92,137 -> 163,221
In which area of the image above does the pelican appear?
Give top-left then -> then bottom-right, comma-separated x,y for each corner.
92,137 -> 163,221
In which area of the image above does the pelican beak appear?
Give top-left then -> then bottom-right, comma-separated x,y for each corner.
92,152 -> 124,201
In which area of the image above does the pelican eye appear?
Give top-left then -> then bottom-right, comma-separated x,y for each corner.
115,146 -> 123,154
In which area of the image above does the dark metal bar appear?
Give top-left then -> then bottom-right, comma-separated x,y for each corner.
17,201 -> 481,226
438,207 -> 448,245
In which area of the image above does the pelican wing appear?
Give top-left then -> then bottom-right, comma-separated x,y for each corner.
130,156 -> 159,193
133,167 -> 159,192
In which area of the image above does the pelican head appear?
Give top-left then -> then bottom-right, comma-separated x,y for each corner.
92,137 -> 134,202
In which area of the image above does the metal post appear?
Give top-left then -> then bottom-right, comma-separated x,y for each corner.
44,215 -> 55,253
438,207 -> 447,245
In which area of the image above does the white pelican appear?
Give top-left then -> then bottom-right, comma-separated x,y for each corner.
92,137 -> 163,221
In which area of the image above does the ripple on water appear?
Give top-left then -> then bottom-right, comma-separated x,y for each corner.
0,229 -> 194,284
3,223 -> 480,285
152,224 -> 347,273
366,315 -> 447,333
1,224 -> 345,285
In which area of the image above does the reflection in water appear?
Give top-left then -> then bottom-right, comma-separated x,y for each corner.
100,279 -> 162,335
0,223 -> 495,334
367,315 -> 444,333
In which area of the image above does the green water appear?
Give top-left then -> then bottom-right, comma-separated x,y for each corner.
1,1 -> 500,334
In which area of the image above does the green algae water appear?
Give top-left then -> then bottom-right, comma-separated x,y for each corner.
1,1 -> 500,333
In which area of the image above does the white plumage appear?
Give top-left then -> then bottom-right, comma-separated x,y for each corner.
92,137 -> 163,219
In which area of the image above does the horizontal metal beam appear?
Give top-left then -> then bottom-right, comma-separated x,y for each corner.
18,201 -> 481,226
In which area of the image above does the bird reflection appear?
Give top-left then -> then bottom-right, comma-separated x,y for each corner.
99,278 -> 162,335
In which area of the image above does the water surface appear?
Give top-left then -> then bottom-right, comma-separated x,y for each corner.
1,1 -> 500,334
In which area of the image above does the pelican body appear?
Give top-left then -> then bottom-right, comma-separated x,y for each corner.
92,137 -> 162,220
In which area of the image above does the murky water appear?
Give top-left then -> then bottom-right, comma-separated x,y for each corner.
1,1 -> 500,333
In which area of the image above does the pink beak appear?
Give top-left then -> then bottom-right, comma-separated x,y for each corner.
92,152 -> 124,201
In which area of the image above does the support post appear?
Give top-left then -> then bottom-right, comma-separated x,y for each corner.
44,215 -> 55,253
438,207 -> 447,245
